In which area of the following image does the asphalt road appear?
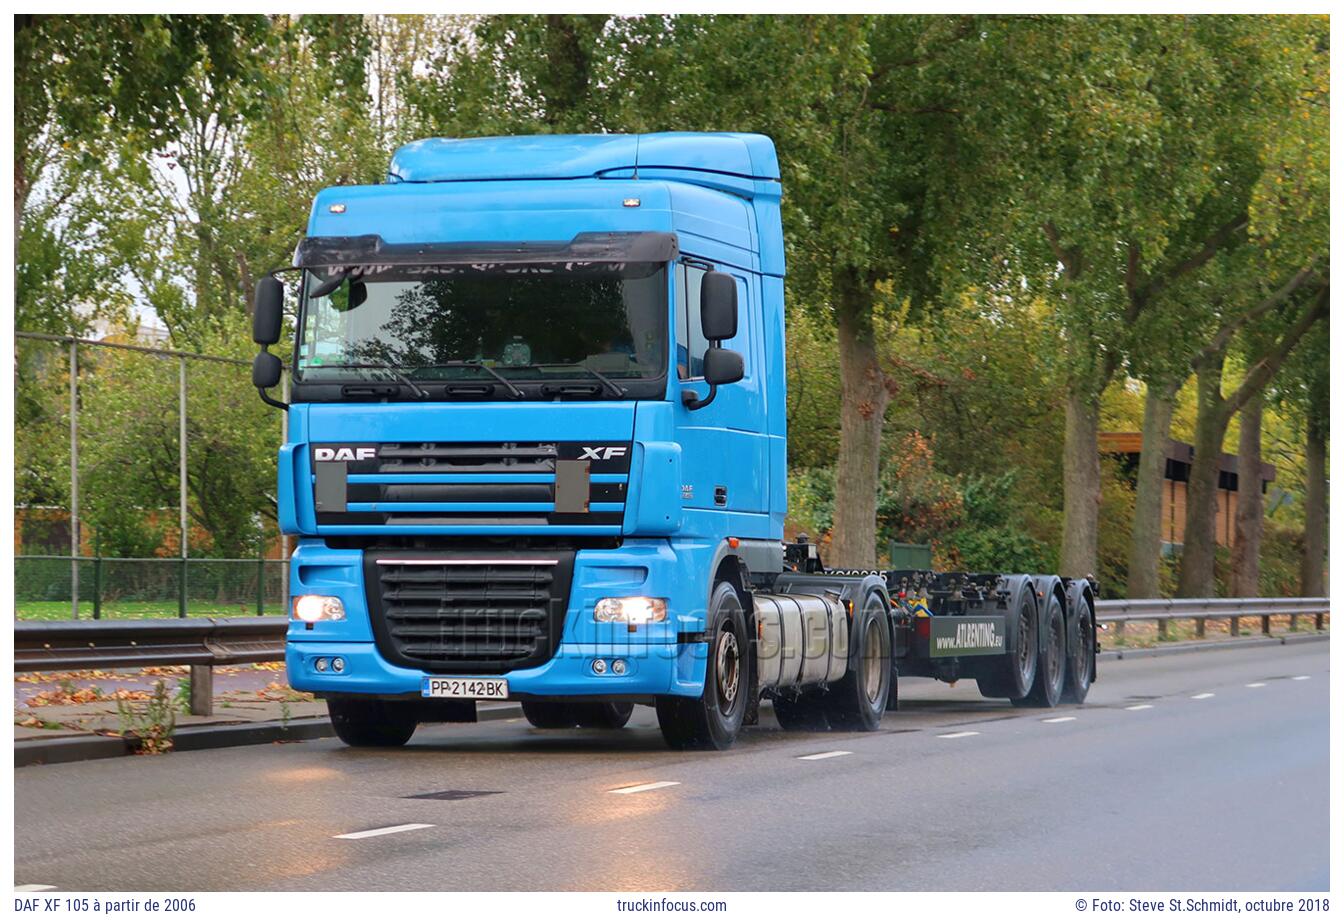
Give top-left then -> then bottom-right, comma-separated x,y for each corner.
14,640 -> 1330,891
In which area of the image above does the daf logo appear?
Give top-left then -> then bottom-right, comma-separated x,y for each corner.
314,446 -> 377,462
579,446 -> 628,461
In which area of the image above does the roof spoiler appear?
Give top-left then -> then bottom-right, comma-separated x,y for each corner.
294,231 -> 679,269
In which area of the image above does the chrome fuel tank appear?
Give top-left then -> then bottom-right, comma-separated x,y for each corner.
752,591 -> 849,690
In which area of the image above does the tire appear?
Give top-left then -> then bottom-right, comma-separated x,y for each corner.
978,587 -> 1038,700
573,702 -> 635,729
771,690 -> 831,731
1020,594 -> 1066,708
327,698 -> 417,748
822,589 -> 892,731
1062,602 -> 1096,704
521,701 -> 578,729
656,581 -> 749,750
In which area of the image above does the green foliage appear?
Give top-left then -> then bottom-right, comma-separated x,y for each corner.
116,678 -> 177,754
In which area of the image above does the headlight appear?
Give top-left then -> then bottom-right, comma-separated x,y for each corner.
293,594 -> 345,623
594,596 -> 668,624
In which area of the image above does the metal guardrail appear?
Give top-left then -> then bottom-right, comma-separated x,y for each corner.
1095,596 -> 1328,639
11,597 -> 1328,713
15,617 -> 288,716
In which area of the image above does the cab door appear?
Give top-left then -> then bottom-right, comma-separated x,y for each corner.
672,259 -> 771,539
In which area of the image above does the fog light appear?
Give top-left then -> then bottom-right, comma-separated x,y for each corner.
314,657 -> 328,672
294,594 -> 345,623
594,596 -> 668,624
611,658 -> 628,676
332,657 -> 345,673
592,659 -> 608,675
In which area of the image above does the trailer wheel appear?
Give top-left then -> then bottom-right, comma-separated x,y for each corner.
521,701 -> 579,728
1061,605 -> 1095,704
656,581 -> 748,750
822,589 -> 891,731
976,587 -> 1038,700
327,698 -> 417,748
1018,593 -> 1066,708
771,690 -> 830,731
573,702 -> 635,729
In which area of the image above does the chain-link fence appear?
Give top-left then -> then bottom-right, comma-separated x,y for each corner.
15,330 -> 290,619
15,555 -> 288,620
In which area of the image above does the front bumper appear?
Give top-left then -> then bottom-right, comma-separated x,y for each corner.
286,537 -> 712,699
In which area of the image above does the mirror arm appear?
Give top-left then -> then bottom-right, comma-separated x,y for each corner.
681,383 -> 717,411
257,386 -> 289,412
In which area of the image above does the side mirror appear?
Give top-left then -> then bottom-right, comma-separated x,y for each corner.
682,347 -> 743,411
700,271 -> 738,341
252,351 -> 283,389
703,347 -> 744,385
253,277 -> 284,345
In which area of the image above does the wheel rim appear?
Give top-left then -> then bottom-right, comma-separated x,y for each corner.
1047,614 -> 1064,690
715,627 -> 741,715
862,615 -> 884,704
1075,617 -> 1092,685
1017,604 -> 1036,680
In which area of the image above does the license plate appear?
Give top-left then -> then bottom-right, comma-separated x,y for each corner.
421,677 -> 508,699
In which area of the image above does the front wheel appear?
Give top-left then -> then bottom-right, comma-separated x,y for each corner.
573,702 -> 635,729
521,701 -> 578,729
327,698 -> 417,748
656,581 -> 748,750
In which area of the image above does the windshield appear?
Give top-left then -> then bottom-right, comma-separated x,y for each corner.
294,262 -> 667,390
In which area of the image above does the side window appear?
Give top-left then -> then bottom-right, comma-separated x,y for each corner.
675,263 -> 708,379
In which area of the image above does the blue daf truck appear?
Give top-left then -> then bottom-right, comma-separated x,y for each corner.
250,132 -> 1097,750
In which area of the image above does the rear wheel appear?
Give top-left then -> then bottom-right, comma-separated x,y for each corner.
327,698 -> 417,748
1062,603 -> 1095,704
1020,594 -> 1066,708
771,689 -> 831,731
656,581 -> 748,750
823,590 -> 891,731
521,701 -> 578,729
573,702 -> 635,729
977,587 -> 1038,701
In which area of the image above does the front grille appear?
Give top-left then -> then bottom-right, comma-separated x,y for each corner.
314,440 -> 631,529
365,550 -> 574,673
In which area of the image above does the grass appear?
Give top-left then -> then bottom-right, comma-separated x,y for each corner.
15,600 -> 287,620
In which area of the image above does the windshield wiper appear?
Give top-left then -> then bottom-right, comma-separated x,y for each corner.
524,363 -> 628,397
415,361 -> 525,399
324,363 -> 430,399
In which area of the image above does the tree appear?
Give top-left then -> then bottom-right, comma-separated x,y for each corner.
15,15 -> 271,252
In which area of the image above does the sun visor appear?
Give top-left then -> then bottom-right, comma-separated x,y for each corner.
294,231 -> 678,270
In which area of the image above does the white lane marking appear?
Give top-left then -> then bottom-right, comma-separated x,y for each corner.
334,823 -> 434,840
15,885 -> 56,892
1191,693 -> 1215,699
1042,716 -> 1076,723
1292,675 -> 1311,681
798,750 -> 852,761
937,731 -> 980,739
609,781 -> 680,795
1125,704 -> 1154,711
1246,682 -> 1266,688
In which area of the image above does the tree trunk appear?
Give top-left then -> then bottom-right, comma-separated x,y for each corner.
1230,393 -> 1264,597
1126,384 -> 1176,597
1060,386 -> 1102,578
1299,414 -> 1327,596
1177,357 -> 1228,597
830,269 -> 888,569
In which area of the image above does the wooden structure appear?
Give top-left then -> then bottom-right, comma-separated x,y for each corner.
1099,432 -> 1277,550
